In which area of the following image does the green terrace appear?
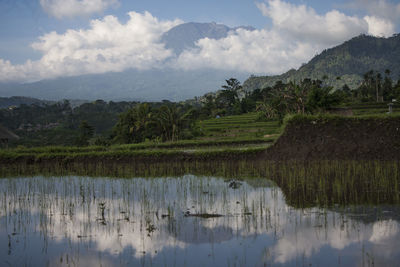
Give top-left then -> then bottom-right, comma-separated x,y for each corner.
197,112 -> 281,140
349,102 -> 400,116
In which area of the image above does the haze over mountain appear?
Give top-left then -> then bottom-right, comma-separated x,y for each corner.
161,22 -> 255,55
3,30 -> 399,102
0,22 -> 252,101
243,34 -> 400,92
1,0 -> 400,101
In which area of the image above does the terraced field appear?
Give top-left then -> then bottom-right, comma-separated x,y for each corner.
197,113 -> 281,141
349,102 -> 400,116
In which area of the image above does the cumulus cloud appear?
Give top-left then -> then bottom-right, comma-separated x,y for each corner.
173,0 -> 396,75
173,0 -> 378,75
369,220 -> 399,244
0,11 -> 182,82
345,0 -> 400,23
0,0 -> 398,83
40,0 -> 120,19
174,28 -> 317,74
364,16 -> 396,37
256,0 -> 368,46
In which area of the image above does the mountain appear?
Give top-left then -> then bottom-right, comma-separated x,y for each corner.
162,22 -> 255,55
243,34 -> 400,91
0,96 -> 54,109
0,22 -> 253,102
0,69 -> 249,102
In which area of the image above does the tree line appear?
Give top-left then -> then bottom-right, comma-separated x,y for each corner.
1,71 -> 399,147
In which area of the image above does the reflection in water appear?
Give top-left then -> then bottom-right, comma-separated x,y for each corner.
0,175 -> 399,266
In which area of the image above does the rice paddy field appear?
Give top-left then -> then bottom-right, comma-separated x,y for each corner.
2,174 -> 399,266
1,107 -> 400,266
349,102 -> 400,116
197,112 -> 281,141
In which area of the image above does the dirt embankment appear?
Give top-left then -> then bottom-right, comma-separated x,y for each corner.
264,116 -> 400,160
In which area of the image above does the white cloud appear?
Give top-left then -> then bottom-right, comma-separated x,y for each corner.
40,0 -> 120,19
256,0 -> 369,45
174,28 -> 317,74
172,0 -> 396,75
172,0 -> 375,75
0,1 -> 398,83
370,219 -> 399,244
0,11 -> 182,82
345,0 -> 400,23
364,15 -> 396,37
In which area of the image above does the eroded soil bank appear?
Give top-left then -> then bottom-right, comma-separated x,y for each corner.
264,115 -> 400,160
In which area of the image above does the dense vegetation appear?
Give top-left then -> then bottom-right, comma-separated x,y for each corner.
1,69 -> 399,148
243,34 -> 400,91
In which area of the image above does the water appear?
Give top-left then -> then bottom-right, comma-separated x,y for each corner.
0,175 -> 399,266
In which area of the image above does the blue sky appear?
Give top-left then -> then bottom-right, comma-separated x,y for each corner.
0,0 -> 399,82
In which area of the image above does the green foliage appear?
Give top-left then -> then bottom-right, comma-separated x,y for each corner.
255,79 -> 344,124
0,99 -> 135,147
75,121 -> 94,146
112,103 -> 199,144
243,34 -> 400,91
197,112 -> 281,141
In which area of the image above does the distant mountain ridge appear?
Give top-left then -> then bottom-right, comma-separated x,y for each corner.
2,26 -> 398,102
0,96 -> 54,109
162,22 -> 255,55
243,34 -> 400,91
0,22 -> 253,101
0,96 -> 89,109
0,69 -> 249,102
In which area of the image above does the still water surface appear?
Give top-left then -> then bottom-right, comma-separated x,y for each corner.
1,175 -> 399,266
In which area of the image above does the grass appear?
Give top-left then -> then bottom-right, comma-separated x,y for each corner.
197,112 -> 281,140
348,102 -> 400,116
0,145 -> 268,163
1,159 -> 398,208
3,109 -> 399,163
1,107 -> 400,210
8,137 -> 275,154
4,112 -> 281,157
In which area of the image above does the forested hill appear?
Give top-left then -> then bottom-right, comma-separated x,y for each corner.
0,96 -> 54,109
243,34 -> 400,91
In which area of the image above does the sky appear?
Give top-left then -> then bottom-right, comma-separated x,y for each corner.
0,0 -> 399,83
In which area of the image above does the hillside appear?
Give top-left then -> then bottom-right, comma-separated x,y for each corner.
0,68 -> 248,102
243,34 -> 400,91
0,96 -> 54,109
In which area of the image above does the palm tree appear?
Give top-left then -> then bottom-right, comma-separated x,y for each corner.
155,105 -> 193,142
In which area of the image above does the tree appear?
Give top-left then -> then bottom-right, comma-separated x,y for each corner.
306,86 -> 341,112
222,78 -> 242,92
76,120 -> 94,146
216,78 -> 242,114
154,104 -> 198,142
375,72 -> 382,102
383,69 -> 393,101
112,103 -> 153,144
112,103 -> 199,144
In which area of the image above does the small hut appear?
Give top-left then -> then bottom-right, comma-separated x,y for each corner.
0,124 -> 19,148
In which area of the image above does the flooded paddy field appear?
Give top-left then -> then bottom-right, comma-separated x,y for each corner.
1,174 -> 399,266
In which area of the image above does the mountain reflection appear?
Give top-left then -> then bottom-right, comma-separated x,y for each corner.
0,175 -> 399,266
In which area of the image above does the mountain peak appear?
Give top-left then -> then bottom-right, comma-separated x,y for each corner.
161,22 -> 255,55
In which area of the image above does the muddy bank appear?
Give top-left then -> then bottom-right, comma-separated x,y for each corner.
265,115 -> 400,160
